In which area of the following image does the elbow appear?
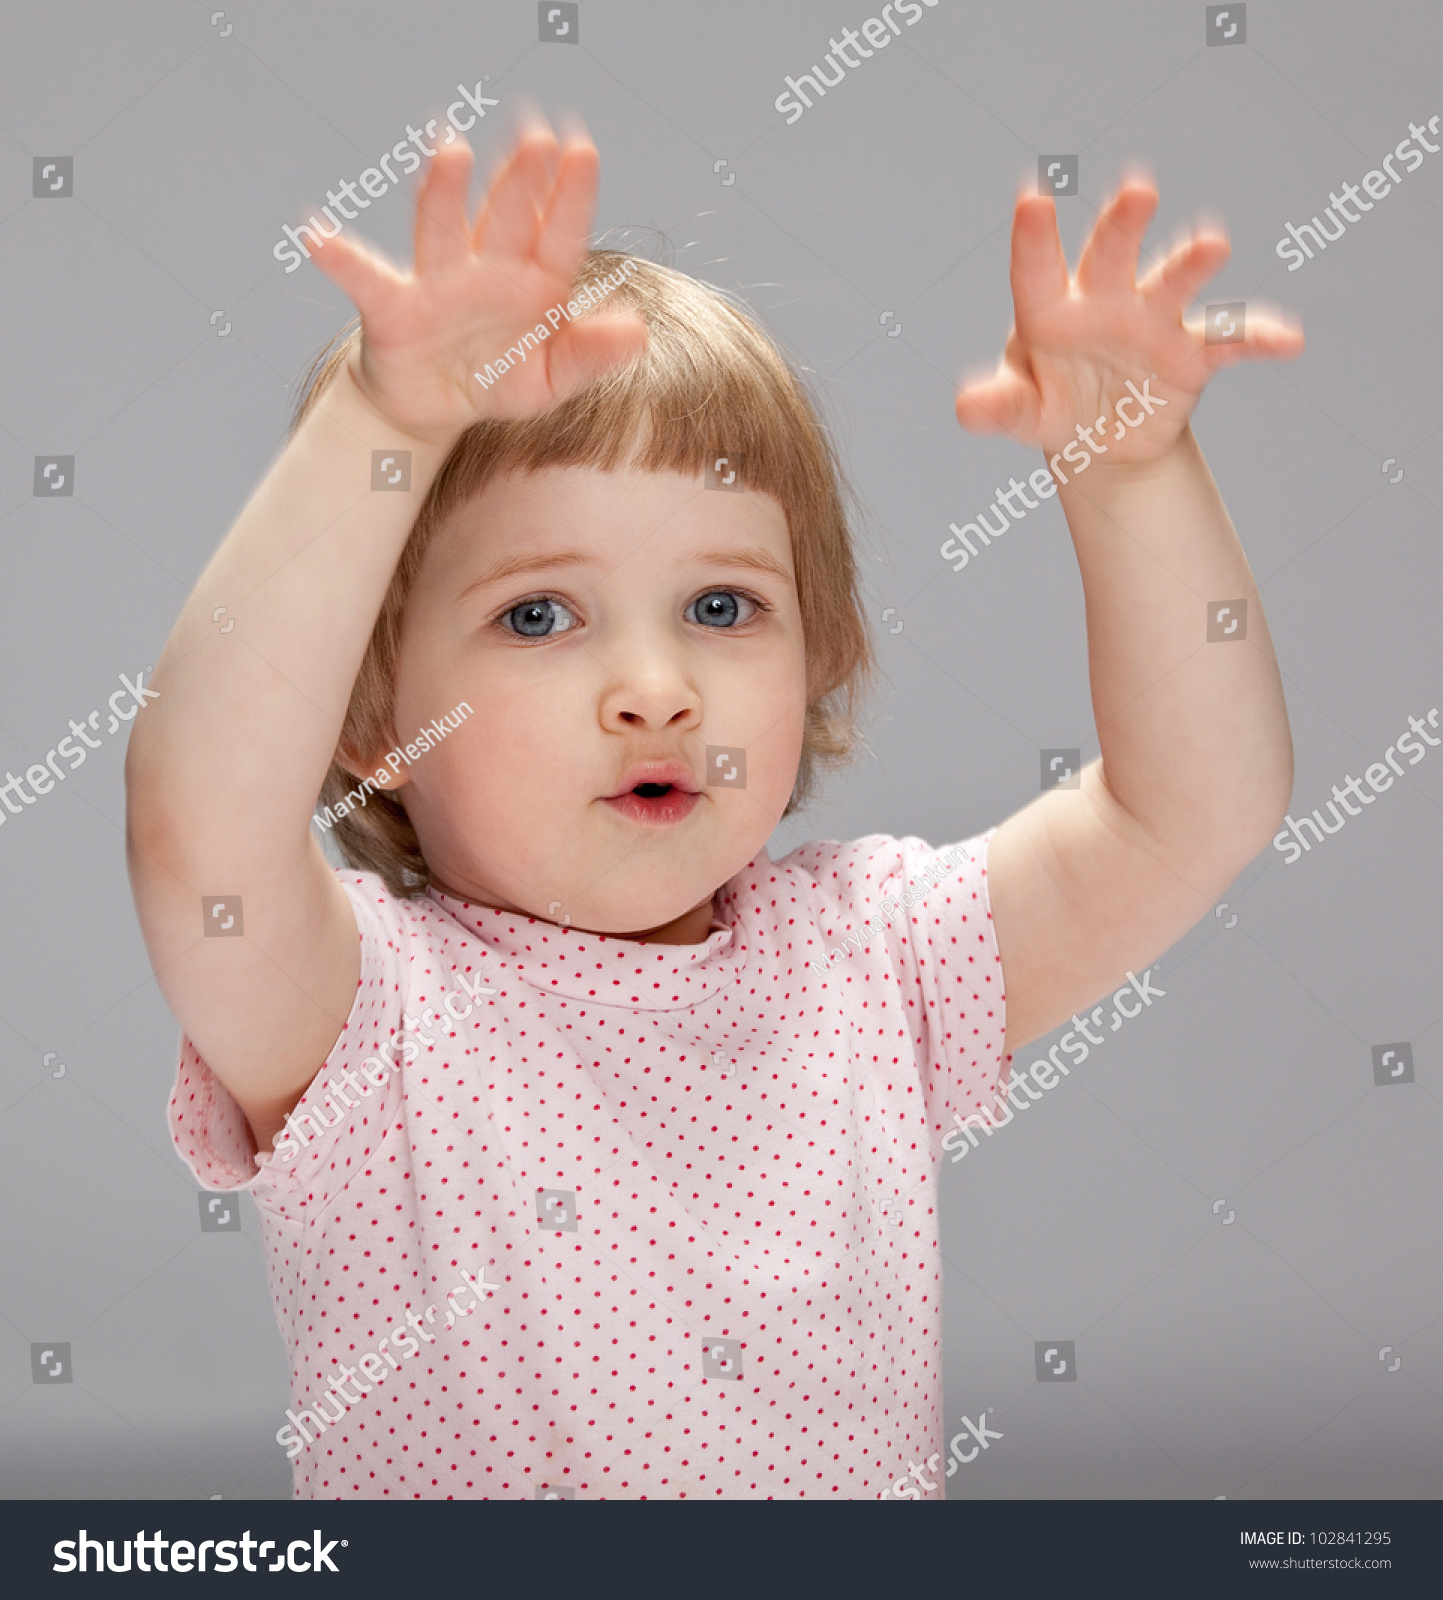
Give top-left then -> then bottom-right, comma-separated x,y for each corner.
123,731 -> 225,888
123,734 -> 180,865
1252,742 -> 1297,856
1220,777 -> 1296,880
124,776 -> 187,892
1211,732 -> 1297,868
1153,776 -> 1295,892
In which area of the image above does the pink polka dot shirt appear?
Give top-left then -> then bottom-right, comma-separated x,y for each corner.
168,829 -> 1006,1498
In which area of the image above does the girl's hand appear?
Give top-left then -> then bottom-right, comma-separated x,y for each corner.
954,173 -> 1304,474
307,110 -> 647,446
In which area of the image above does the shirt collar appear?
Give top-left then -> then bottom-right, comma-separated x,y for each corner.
425,865 -> 754,1010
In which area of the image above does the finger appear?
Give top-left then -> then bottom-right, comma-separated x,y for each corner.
1186,305 -> 1306,370
1074,174 -> 1159,297
954,359 -> 1041,439
1009,183 -> 1071,334
1139,228 -> 1231,321
470,102 -> 560,252
468,133 -> 519,255
413,139 -> 476,276
534,127 -> 600,279
307,226 -> 406,320
543,312 -> 649,404
477,108 -> 560,261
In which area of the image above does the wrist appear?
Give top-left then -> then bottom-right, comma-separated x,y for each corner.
1055,423 -> 1199,495
323,356 -> 462,458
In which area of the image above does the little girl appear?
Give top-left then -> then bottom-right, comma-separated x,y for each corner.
125,113 -> 1298,1497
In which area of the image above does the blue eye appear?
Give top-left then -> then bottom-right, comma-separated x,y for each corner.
501,597 -> 577,638
688,590 -> 757,628
499,598 -> 579,640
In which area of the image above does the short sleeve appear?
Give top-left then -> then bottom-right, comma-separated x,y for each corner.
166,871 -> 417,1213
778,827 -> 1007,1143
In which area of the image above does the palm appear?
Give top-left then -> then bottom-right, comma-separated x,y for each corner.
306,115 -> 647,443
956,178 -> 1303,466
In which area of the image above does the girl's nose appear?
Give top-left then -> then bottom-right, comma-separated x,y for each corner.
597,647 -> 702,733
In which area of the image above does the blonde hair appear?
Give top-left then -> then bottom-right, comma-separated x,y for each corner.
292,249 -> 877,896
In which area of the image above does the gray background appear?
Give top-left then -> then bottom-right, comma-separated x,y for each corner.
1,0 -> 1439,1499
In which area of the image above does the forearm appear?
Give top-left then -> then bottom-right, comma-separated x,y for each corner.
127,362 -> 454,859
1057,424 -> 1293,861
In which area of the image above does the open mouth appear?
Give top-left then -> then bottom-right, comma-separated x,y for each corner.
603,780 -> 700,827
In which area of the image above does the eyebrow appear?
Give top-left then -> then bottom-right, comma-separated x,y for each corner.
457,546 -> 793,600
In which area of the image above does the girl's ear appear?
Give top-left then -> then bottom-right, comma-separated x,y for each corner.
336,738 -> 409,791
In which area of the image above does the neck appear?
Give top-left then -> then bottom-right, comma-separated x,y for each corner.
628,896 -> 718,945
426,877 -> 718,945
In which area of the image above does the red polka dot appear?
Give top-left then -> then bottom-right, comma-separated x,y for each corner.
167,831 -> 1005,1498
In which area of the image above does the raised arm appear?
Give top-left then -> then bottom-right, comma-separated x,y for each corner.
954,175 -> 1301,1063
125,116 -> 647,1153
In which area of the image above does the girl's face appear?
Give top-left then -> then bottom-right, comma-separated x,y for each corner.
380,464 -> 809,943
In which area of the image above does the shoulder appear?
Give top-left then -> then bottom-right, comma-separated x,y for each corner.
754,831 -> 991,909
332,870 -> 473,976
335,868 -> 442,929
